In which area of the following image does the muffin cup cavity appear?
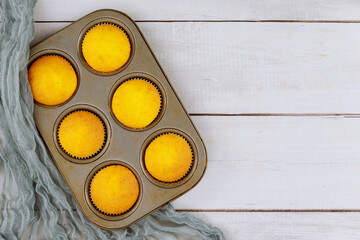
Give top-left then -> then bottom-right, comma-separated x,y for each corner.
27,50 -> 80,108
85,161 -> 142,220
110,77 -> 163,131
57,109 -> 107,159
146,133 -> 194,183
79,21 -> 134,75
141,129 -> 198,188
53,105 -> 111,164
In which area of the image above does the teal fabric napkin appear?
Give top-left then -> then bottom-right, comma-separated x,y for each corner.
0,0 -> 225,239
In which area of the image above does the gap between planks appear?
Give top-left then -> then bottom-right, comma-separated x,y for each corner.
2,208 -> 360,213
33,20 -> 360,24
177,209 -> 360,213
189,113 -> 360,117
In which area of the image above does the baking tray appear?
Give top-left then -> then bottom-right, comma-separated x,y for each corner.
29,9 -> 207,229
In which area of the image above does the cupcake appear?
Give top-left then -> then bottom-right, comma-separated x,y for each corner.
111,79 -> 161,129
28,55 -> 77,106
81,23 -> 131,73
90,165 -> 139,215
57,110 -> 106,159
144,133 -> 193,182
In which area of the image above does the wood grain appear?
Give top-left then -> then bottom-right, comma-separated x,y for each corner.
18,210 -> 360,239
32,22 -> 360,114
34,0 -> 360,21
22,4 -> 360,238
172,116 -> 360,209
190,212 -> 360,239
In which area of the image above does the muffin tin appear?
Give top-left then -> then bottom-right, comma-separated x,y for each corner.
29,9 -> 207,229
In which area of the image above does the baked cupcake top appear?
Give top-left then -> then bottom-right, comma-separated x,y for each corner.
58,111 -> 105,158
90,165 -> 139,215
28,55 -> 77,106
82,24 -> 131,73
111,79 -> 161,129
145,133 -> 193,182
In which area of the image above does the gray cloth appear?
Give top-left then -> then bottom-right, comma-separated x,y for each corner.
0,0 -> 225,239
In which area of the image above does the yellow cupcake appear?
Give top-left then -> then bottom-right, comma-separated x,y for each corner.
58,111 -> 105,158
145,133 -> 193,182
111,79 -> 161,129
28,55 -> 77,106
90,165 -> 139,215
82,24 -> 131,73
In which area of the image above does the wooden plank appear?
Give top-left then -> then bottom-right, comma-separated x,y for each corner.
34,0 -> 360,21
33,22 -> 360,114
190,212 -> 360,239
173,116 -> 360,210
3,116 -> 360,210
19,211 -> 360,239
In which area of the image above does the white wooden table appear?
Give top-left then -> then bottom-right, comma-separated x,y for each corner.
32,1 -> 360,239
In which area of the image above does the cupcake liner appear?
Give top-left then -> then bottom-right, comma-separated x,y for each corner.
56,109 -> 107,160
28,54 -> 75,70
144,132 -> 194,184
114,77 -> 163,129
88,165 -> 138,216
80,22 -> 132,72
